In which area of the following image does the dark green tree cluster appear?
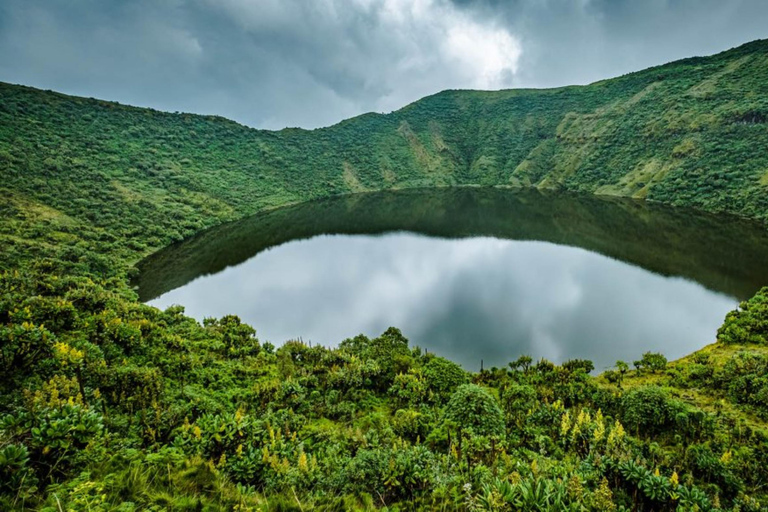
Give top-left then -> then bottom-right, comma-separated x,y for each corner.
718,288 -> 768,345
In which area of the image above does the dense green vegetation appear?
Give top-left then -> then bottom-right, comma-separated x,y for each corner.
1,39 -> 768,510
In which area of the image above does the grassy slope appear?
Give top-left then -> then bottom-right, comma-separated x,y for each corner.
605,341 -> 768,434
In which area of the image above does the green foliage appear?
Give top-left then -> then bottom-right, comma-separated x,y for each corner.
1,39 -> 768,510
445,384 -> 505,438
391,409 -> 431,441
0,322 -> 55,386
474,475 -> 577,511
501,384 -> 537,421
343,444 -> 435,503
621,386 -> 683,436
423,356 -> 467,401
204,314 -> 260,357
718,287 -> 768,345
0,444 -> 37,501
685,443 -> 742,499
388,370 -> 428,408
562,359 -> 595,375
340,327 -> 414,390
721,352 -> 768,416
509,355 -> 533,373
633,351 -> 668,372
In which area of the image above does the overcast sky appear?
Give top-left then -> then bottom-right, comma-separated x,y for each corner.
1,0 -> 767,129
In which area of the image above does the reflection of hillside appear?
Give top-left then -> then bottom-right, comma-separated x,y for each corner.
134,188 -> 768,302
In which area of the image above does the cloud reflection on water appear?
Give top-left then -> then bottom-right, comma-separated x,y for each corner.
150,233 -> 736,370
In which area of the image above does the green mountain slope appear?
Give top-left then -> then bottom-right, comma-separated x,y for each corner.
1,40 -> 768,510
2,39 -> 768,272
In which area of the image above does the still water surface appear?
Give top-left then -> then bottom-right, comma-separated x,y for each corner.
135,189 -> 768,371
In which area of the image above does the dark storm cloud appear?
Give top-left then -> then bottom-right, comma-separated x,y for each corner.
1,0 -> 766,128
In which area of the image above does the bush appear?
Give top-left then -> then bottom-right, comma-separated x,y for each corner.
0,322 -> 56,376
204,315 -> 260,357
720,352 -> 768,416
633,352 -> 668,372
423,356 -> 467,400
0,444 -> 37,499
562,359 -> 595,374
343,445 -> 435,502
686,443 -> 743,499
621,386 -> 682,436
718,288 -> 768,345
388,370 -> 427,408
445,384 -> 505,437
392,409 -> 431,441
501,384 -> 537,419
340,328 -> 413,390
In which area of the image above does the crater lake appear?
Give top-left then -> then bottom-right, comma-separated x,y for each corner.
134,188 -> 768,371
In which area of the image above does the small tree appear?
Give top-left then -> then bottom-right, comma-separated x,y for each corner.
340,327 -> 413,390
621,386 -> 682,436
445,384 -> 505,438
509,355 -> 533,373
423,356 -> 467,401
633,352 -> 667,373
501,383 -> 537,422
614,360 -> 629,388
562,359 -> 595,375
204,315 -> 260,357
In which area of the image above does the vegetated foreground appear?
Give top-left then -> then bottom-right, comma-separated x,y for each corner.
1,39 -> 768,510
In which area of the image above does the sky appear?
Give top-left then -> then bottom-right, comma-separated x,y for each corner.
1,0 -> 767,129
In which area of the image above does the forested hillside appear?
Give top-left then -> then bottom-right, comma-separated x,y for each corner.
3,38 -> 768,272
1,39 -> 768,510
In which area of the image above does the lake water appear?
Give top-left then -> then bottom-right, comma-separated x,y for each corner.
134,188 -> 768,371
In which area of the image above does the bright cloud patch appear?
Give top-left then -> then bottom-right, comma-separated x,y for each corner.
204,0 -> 522,123
443,18 -> 521,89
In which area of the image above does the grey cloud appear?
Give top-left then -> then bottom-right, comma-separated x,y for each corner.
450,0 -> 768,88
1,0 -> 766,128
0,0 -> 520,128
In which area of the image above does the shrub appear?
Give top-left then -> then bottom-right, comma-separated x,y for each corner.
633,352 -> 668,372
445,384 -> 505,437
562,359 -> 595,374
204,315 -> 260,357
340,328 -> 413,390
718,288 -> 768,345
685,443 -> 743,499
423,356 -> 467,400
343,445 -> 435,502
392,409 -> 431,441
0,444 -> 37,499
621,386 -> 682,436
720,352 -> 768,416
501,384 -> 537,419
388,370 -> 428,408
0,322 -> 56,384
